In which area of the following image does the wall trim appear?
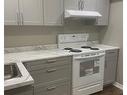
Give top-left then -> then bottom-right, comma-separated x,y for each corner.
113,82 -> 123,90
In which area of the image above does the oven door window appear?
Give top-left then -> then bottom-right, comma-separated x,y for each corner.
80,59 -> 100,77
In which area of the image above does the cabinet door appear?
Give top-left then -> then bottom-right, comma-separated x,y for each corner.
5,85 -> 33,95
4,0 -> 19,25
96,0 -> 109,25
34,81 -> 71,95
64,0 -> 79,10
104,49 -> 118,85
19,0 -> 43,25
82,0 -> 97,11
43,0 -> 63,25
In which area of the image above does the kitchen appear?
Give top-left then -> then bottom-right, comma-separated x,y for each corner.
1,0 -> 124,95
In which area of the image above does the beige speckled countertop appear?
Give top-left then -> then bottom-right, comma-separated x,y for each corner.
93,44 -> 119,50
4,49 -> 72,63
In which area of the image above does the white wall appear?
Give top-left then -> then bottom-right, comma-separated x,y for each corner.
100,1 -> 123,84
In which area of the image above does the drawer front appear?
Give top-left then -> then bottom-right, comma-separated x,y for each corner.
24,56 -> 72,71
30,65 -> 71,85
105,49 -> 118,58
24,59 -> 46,71
34,81 -> 71,95
5,85 -> 33,95
73,83 -> 103,95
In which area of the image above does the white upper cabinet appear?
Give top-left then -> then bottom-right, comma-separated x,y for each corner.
43,0 -> 63,25
96,0 -> 110,25
82,0 -> 97,11
5,0 -> 63,26
4,0 -> 43,25
82,0 -> 109,25
64,0 -> 78,10
4,0 -> 19,25
5,0 -> 109,26
64,0 -> 97,11
19,0 -> 43,25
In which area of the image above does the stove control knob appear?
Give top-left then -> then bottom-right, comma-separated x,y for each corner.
91,53 -> 96,56
85,54 -> 90,56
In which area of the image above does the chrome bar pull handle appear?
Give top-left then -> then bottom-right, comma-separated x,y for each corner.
16,12 -> 19,25
47,86 -> 56,91
21,12 -> 24,25
78,0 -> 82,10
81,0 -> 84,10
105,60 -> 107,68
46,69 -> 57,73
78,0 -> 80,10
80,0 -> 83,10
47,60 -> 56,63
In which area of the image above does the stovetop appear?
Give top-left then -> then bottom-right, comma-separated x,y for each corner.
63,46 -> 102,54
64,46 -> 99,51
64,48 -> 82,52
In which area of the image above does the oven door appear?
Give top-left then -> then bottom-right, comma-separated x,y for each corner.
73,54 -> 105,88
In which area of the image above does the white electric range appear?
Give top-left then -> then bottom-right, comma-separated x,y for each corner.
58,33 -> 105,95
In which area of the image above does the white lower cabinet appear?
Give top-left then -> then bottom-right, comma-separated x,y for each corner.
104,49 -> 119,85
34,81 -> 70,95
24,56 -> 72,95
4,56 -> 72,95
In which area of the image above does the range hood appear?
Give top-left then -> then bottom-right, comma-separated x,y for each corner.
64,10 -> 102,19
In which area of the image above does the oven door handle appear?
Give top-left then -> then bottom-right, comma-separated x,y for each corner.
75,54 -> 105,60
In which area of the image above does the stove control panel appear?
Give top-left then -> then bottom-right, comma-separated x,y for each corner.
58,33 -> 89,44
81,53 -> 98,57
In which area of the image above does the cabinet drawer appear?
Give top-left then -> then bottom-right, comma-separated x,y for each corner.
105,49 -> 118,62
24,56 -> 72,71
30,65 -> 71,85
106,49 -> 118,57
73,83 -> 102,95
24,59 -> 46,71
5,85 -> 33,95
34,81 -> 71,95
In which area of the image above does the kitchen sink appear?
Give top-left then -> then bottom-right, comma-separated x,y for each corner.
4,63 -> 22,80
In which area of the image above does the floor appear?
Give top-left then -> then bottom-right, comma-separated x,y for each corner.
92,85 -> 123,95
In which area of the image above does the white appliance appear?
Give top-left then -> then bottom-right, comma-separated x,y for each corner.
58,33 -> 105,95
65,10 -> 102,19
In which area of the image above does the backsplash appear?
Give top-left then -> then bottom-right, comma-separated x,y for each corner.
4,23 -> 100,47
